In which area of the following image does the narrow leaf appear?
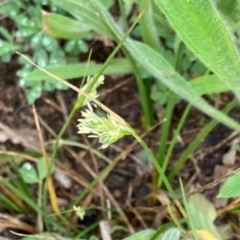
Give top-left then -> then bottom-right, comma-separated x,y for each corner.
190,75 -> 229,96
124,229 -> 155,240
160,227 -> 180,240
42,11 -> 92,39
51,0 -> 113,37
25,58 -> 133,81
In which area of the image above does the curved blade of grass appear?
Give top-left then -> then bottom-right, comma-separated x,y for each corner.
0,193 -> 24,213
51,0 -> 113,37
154,0 -> 240,99
42,11 -> 92,39
156,39 -> 184,184
190,75 -> 229,96
158,103 -> 191,187
25,58 -> 133,81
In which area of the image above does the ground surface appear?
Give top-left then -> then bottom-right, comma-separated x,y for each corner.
1,25 -> 240,240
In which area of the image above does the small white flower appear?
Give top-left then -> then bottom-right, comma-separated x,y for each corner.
73,206 -> 85,220
77,103 -> 130,149
80,75 -> 104,106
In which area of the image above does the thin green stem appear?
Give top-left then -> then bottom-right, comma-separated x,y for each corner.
158,103 -> 191,187
133,131 -> 177,200
157,40 -> 184,183
157,95 -> 175,166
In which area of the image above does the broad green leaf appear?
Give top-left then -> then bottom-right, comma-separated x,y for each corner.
43,79 -> 68,91
19,158 -> 55,183
1,52 -> 11,63
49,51 -> 66,65
101,0 -> 114,9
160,227 -> 180,240
51,0 -> 113,37
151,223 -> 179,240
190,61 -> 207,74
0,2 -> 20,16
15,27 -> 38,37
217,172 -> 240,198
25,58 -> 133,81
124,229 -> 155,240
18,16 -> 37,28
151,75 -> 229,99
0,41 -> 20,56
89,236 -> 99,240
37,157 -> 55,180
190,75 -> 229,96
19,162 -> 39,184
42,11 -> 92,39
0,27 -> 13,42
154,0 -> 240,99
65,39 -> 77,52
34,49 -> 48,67
77,39 -> 88,53
25,82 -> 42,104
31,32 -> 43,48
188,192 -> 222,239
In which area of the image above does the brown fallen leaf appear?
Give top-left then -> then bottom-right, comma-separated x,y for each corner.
0,122 -> 39,150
